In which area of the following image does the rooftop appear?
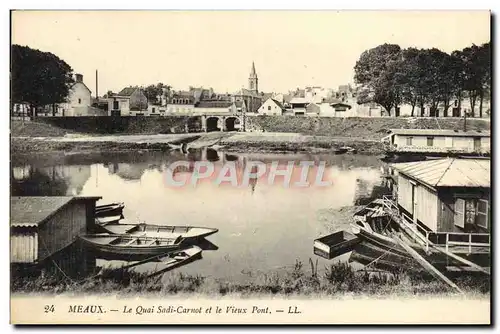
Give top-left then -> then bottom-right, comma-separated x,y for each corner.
11,196 -> 102,228
392,158 -> 490,188
389,129 -> 490,137
117,87 -> 139,96
195,101 -> 233,109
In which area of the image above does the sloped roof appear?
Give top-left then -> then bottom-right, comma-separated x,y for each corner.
392,158 -> 490,188
117,87 -> 139,96
389,129 -> 490,137
11,196 -> 102,228
270,98 -> 285,110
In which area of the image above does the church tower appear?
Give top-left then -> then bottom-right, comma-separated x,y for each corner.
248,61 -> 258,93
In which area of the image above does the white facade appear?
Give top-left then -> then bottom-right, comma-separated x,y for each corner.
258,98 -> 284,115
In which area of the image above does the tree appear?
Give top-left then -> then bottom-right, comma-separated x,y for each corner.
354,44 -> 403,116
143,82 -> 172,105
453,43 -> 490,117
11,45 -> 74,118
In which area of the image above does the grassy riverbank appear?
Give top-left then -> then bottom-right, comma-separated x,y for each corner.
11,260 -> 490,297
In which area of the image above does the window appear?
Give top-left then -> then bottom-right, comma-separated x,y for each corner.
78,98 -> 81,104
427,137 -> 434,146
152,108 -> 155,113
477,199 -> 489,228
406,137 -> 413,146
454,100 -> 458,107
454,198 -> 465,228
268,106 -> 272,111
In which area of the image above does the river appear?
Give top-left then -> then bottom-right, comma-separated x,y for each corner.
11,148 -> 391,282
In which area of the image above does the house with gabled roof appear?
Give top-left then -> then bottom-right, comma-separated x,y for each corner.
258,98 -> 285,115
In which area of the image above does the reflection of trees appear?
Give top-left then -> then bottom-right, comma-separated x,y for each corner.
11,168 -> 69,196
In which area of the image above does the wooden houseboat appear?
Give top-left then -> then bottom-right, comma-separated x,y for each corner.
350,158 -> 490,277
382,129 -> 490,161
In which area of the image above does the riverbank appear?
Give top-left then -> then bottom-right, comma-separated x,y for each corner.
11,132 -> 385,155
11,260 -> 490,297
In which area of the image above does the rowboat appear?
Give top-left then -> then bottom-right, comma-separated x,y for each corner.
96,202 -> 125,217
100,223 -> 218,241
95,215 -> 123,225
78,234 -> 184,258
313,230 -> 360,260
108,246 -> 204,278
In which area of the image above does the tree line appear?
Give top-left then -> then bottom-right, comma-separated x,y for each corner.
354,42 -> 490,117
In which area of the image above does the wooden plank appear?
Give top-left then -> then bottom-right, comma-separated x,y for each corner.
394,236 -> 463,294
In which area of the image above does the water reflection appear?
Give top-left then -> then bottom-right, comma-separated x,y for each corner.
11,148 -> 389,281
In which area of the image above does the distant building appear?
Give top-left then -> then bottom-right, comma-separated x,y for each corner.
289,97 -> 309,115
108,87 -> 148,116
167,92 -> 196,114
257,98 -> 285,115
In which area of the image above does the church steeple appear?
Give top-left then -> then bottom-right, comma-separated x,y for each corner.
248,61 -> 258,93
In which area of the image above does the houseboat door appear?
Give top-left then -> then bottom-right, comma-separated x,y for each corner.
473,137 -> 481,151
411,183 -> 417,224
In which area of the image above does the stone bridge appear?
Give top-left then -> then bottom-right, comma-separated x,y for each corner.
200,114 -> 244,132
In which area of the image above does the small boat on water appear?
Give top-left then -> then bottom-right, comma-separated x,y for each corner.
100,223 -> 218,241
96,215 -> 123,225
111,246 -> 204,278
314,230 -> 360,260
79,234 -> 184,258
96,202 -> 125,217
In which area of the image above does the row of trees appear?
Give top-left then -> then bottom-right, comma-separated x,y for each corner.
354,42 -> 491,117
11,44 -> 75,116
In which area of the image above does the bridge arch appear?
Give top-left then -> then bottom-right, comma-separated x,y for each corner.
225,116 -> 241,132
206,116 -> 220,132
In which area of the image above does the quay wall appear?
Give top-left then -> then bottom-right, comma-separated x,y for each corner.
13,115 -> 490,139
245,116 -> 490,140
31,116 -> 201,135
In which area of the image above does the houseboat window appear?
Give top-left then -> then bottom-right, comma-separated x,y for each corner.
406,137 -> 413,146
454,198 -> 465,228
427,137 -> 434,146
477,199 -> 489,229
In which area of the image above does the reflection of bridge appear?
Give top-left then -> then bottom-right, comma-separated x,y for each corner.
200,114 -> 244,132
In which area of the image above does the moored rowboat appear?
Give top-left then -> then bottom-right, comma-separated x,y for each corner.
79,234 -> 184,258
100,223 -> 218,241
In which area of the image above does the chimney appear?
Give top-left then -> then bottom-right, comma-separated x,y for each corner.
95,70 -> 98,99
75,73 -> 83,83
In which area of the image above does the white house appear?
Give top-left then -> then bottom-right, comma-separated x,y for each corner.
257,98 -> 285,115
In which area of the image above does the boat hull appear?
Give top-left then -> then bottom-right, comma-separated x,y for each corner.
79,236 -> 183,260
101,223 -> 218,241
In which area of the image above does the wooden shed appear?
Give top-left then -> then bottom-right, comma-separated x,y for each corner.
392,158 -> 490,234
10,196 -> 101,264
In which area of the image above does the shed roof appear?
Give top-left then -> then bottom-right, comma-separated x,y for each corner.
392,158 -> 490,188
389,129 -> 490,137
11,196 -> 101,228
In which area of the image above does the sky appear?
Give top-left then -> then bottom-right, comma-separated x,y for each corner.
12,10 -> 490,96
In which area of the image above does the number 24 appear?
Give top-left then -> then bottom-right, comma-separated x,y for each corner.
44,305 -> 55,313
